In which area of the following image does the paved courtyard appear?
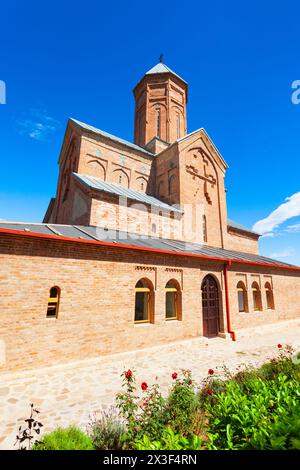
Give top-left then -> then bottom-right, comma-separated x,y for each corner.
1,318 -> 300,449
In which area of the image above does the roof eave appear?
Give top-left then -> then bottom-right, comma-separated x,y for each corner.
227,225 -> 261,239
1,227 -> 299,272
70,118 -> 155,158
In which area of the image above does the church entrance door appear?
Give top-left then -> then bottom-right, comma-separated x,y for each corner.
201,275 -> 219,338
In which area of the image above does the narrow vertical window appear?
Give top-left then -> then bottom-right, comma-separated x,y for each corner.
237,281 -> 248,312
265,282 -> 275,309
176,114 -> 180,139
165,280 -> 181,320
47,286 -> 60,318
134,279 -> 154,323
168,174 -> 176,194
156,107 -> 161,139
202,215 -> 207,242
252,282 -> 262,311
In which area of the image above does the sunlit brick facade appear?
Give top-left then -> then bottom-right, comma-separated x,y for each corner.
0,62 -> 299,373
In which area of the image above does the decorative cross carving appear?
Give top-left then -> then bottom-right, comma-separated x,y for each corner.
119,155 -> 126,166
186,152 -> 216,204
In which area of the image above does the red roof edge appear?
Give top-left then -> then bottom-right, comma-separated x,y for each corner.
1,227 -> 300,272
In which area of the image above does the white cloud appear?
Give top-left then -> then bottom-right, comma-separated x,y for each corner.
252,192 -> 300,234
261,232 -> 275,238
285,223 -> 300,233
271,248 -> 296,259
17,109 -> 61,142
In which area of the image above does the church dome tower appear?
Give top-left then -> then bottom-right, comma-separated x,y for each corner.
133,60 -> 188,148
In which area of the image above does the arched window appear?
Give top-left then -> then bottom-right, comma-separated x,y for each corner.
47,286 -> 60,318
252,282 -> 262,311
156,107 -> 161,138
176,114 -> 180,139
168,174 -> 176,195
165,280 -> 181,320
157,181 -> 164,197
202,215 -> 207,242
265,282 -> 275,309
237,281 -> 248,313
134,279 -> 154,323
113,169 -> 129,188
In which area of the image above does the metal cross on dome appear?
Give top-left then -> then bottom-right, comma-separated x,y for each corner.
159,54 -> 164,63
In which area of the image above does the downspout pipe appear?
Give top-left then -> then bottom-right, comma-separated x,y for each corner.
224,260 -> 236,341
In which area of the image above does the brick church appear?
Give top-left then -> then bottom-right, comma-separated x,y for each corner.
1,61 -> 300,372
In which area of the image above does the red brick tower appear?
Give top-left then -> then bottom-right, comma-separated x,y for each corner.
133,60 -> 188,148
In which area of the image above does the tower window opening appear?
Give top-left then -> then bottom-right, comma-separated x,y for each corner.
156,107 -> 161,139
202,215 -> 207,242
176,114 -> 180,139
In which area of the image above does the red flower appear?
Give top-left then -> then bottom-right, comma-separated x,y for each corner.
125,369 -> 133,380
141,382 -> 148,391
172,372 -> 178,380
207,388 -> 213,396
208,369 -> 214,375
277,344 -> 282,349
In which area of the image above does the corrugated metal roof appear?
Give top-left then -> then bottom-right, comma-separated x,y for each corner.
145,63 -> 187,84
73,173 -> 183,214
0,221 -> 298,269
228,218 -> 260,236
70,119 -> 155,157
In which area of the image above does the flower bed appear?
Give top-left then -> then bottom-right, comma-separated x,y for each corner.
16,344 -> 300,450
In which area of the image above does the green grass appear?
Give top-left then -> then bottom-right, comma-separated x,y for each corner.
32,426 -> 94,450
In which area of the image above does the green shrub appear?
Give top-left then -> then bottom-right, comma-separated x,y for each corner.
116,369 -> 197,447
205,373 -> 300,450
87,407 -> 126,450
32,426 -> 94,450
134,427 -> 203,450
165,370 -> 198,435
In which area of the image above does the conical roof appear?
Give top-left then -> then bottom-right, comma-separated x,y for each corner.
145,62 -> 187,84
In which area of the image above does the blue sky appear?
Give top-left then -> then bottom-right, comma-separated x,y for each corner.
0,0 -> 300,263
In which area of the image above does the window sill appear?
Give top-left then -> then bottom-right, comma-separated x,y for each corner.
134,322 -> 153,327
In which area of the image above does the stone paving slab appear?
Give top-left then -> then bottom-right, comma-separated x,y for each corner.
1,319 -> 299,450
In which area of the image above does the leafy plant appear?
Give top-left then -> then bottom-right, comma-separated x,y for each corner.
116,369 -> 140,444
134,427 -> 203,450
14,404 -> 43,450
32,426 -> 94,450
138,382 -> 166,440
87,406 -> 126,450
205,373 -> 300,450
165,369 -> 198,435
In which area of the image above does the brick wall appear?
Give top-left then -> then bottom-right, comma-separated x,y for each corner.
1,232 -> 300,373
226,230 -> 259,254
